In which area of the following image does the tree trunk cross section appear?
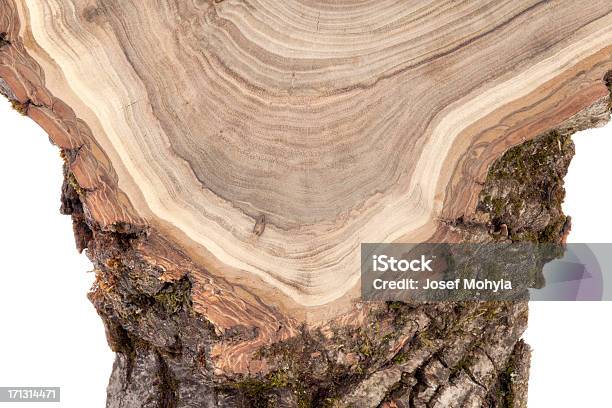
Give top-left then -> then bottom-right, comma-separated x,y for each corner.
1,1 -> 611,406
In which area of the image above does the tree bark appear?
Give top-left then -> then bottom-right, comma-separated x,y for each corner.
1,1 -> 611,406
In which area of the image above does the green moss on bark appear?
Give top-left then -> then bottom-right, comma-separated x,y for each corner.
476,130 -> 575,243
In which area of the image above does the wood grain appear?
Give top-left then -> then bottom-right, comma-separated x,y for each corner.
2,0 -> 612,318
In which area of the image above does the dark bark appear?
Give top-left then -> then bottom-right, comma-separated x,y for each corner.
2,0 -> 611,404
59,123 -> 592,408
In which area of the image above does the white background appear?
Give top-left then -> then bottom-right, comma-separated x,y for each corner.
0,100 -> 610,407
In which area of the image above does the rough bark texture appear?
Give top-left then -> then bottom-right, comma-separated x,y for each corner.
2,1 -> 612,406
2,63 -> 610,408
55,97 -> 606,407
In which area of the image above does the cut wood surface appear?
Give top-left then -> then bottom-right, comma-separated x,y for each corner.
2,0 -> 611,315
3,1 -> 612,405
